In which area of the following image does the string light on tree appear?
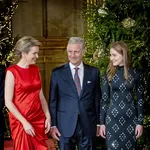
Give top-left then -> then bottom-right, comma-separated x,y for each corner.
0,1 -> 18,67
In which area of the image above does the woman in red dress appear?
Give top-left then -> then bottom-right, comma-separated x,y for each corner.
5,36 -> 51,150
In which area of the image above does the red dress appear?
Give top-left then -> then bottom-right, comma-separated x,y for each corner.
7,64 -> 48,150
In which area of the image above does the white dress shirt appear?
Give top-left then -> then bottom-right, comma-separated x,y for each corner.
69,62 -> 84,88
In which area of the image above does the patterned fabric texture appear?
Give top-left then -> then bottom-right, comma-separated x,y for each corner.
100,66 -> 144,150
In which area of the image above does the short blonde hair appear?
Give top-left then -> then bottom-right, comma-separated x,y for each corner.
14,36 -> 41,58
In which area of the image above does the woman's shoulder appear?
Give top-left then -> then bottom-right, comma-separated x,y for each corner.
129,67 -> 142,74
6,64 -> 17,72
7,64 -> 39,72
129,67 -> 143,80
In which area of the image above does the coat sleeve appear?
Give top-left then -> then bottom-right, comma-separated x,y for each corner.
135,71 -> 144,125
49,70 -> 58,127
100,73 -> 110,125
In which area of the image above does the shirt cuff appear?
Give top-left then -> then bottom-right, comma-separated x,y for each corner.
51,126 -> 56,128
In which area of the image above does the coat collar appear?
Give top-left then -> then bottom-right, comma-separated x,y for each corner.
62,63 -> 91,98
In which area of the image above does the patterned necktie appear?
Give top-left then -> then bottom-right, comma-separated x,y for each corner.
74,67 -> 81,96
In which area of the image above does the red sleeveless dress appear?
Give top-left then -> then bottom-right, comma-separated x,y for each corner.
7,64 -> 48,150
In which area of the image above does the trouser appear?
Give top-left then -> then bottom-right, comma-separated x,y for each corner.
58,118 -> 96,150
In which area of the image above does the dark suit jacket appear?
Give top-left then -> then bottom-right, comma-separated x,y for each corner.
0,67 -> 5,135
49,63 -> 101,137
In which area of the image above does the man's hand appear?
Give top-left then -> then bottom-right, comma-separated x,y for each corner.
50,126 -> 61,141
100,125 -> 106,139
135,125 -> 143,139
96,126 -> 100,137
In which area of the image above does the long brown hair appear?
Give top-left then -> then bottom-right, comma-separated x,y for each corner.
107,41 -> 131,82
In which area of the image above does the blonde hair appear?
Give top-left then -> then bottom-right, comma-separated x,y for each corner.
107,41 -> 131,82
14,36 -> 41,58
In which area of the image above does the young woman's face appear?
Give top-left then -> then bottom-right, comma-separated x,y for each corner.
110,48 -> 124,66
23,46 -> 39,64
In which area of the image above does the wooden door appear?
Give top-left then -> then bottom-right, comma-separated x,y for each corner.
36,37 -> 68,100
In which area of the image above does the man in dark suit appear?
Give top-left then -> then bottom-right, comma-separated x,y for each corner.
49,37 -> 101,150
0,66 -> 5,150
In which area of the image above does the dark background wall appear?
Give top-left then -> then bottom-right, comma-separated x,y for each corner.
12,0 -> 84,37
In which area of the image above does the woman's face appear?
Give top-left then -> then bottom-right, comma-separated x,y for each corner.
110,48 -> 124,66
23,46 -> 39,64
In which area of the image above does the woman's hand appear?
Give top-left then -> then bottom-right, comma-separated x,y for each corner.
22,120 -> 35,137
45,117 -> 51,134
100,125 -> 106,139
135,125 -> 143,139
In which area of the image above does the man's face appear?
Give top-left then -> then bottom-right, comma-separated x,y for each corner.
67,43 -> 84,66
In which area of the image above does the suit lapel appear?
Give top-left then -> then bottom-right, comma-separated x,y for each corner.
80,64 -> 91,97
61,63 -> 79,97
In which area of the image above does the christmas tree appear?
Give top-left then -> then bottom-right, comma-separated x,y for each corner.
0,0 -> 18,67
0,0 -> 18,139
83,0 -> 150,149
